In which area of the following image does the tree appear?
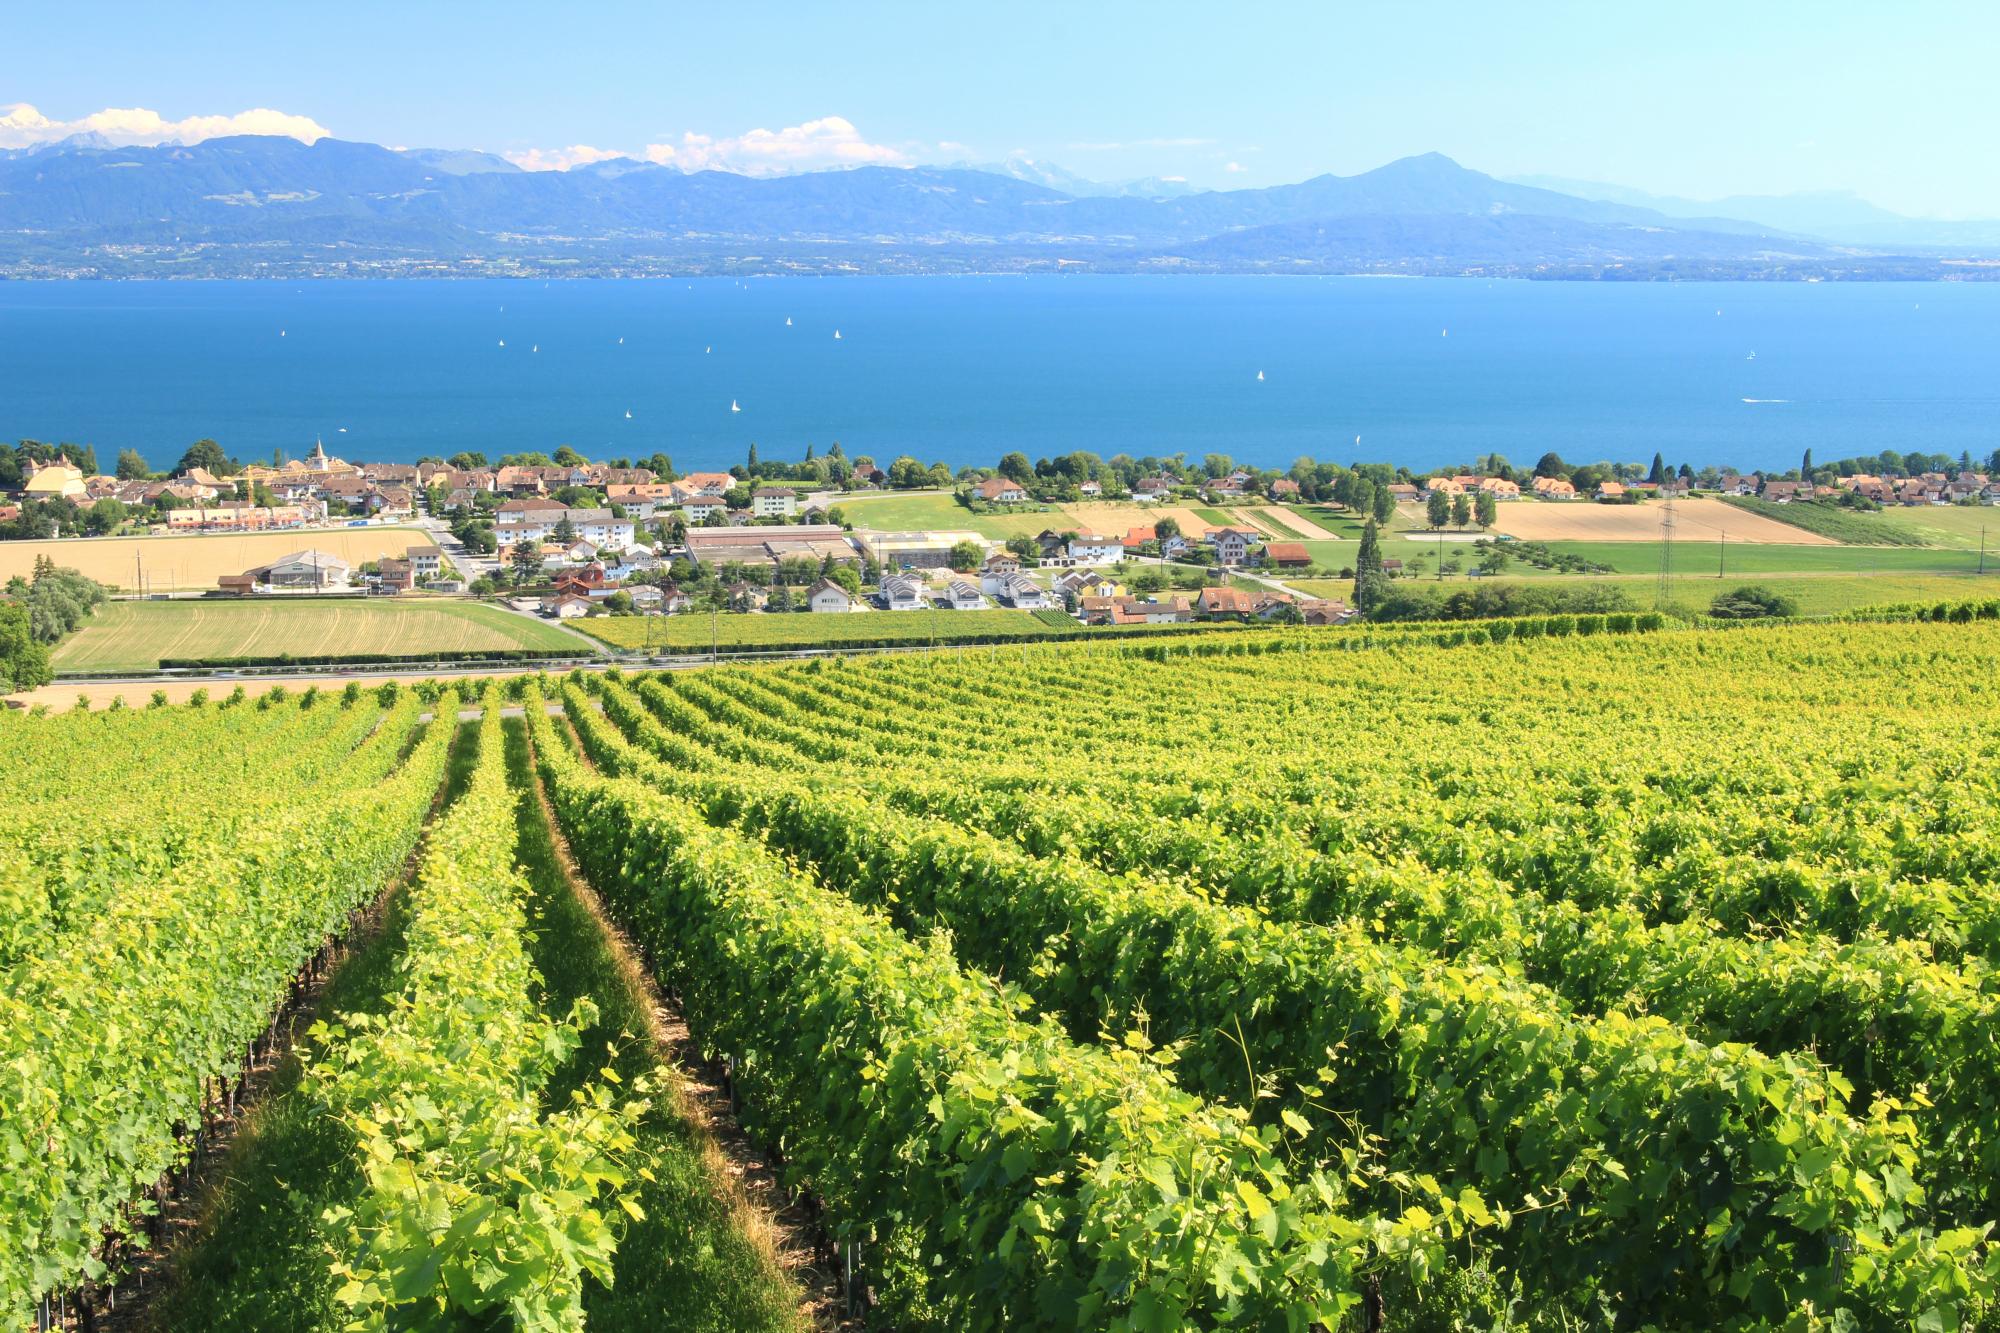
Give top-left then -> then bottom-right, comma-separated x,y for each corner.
997,452 -> 1034,483
1533,451 -> 1568,479
1201,453 -> 1235,479
552,445 -> 586,467
1647,452 -> 1665,484
510,539 -> 541,583
804,442 -> 816,462
176,439 -> 232,477
605,590 -> 635,615
1371,482 -> 1395,526
114,449 -> 151,481
1005,535 -> 1039,561
1352,519 -> 1389,615
1802,447 -> 1814,476
1153,516 -> 1182,542
1451,494 -> 1472,529
0,600 -> 53,691
1710,585 -> 1798,620
828,564 -> 863,596
1474,490 -> 1497,529
948,540 -> 983,572
85,498 -> 127,536
1348,477 -> 1376,521
748,441 -> 760,470
887,456 -> 929,489
1426,490 -> 1451,530
448,451 -> 489,470
1678,462 -> 1695,481
552,516 -> 578,545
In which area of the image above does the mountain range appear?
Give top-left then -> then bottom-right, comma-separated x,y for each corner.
1,135 -> 1992,279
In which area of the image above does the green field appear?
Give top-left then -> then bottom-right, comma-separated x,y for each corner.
580,607 -> 1069,651
1854,503 -> 2000,549
1494,540 -> 1987,577
1284,571 -> 2000,617
835,490 -> 1056,538
52,598 -> 591,672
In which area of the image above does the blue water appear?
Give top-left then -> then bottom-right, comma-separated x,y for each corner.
1,277 -> 1994,474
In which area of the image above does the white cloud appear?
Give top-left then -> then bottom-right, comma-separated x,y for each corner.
645,116 -> 906,175
1224,161 -> 1247,173
504,143 -> 624,172
0,102 -> 330,149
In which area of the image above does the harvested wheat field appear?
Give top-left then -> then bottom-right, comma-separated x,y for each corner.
0,527 -> 438,590
1493,498 -> 1836,544
1059,502 -> 1220,537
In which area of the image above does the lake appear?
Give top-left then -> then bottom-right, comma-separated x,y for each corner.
2,277 -> 1994,475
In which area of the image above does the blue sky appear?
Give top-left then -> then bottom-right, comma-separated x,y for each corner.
6,1 -> 1998,215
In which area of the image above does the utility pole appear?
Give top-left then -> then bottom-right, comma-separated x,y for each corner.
1981,526 -> 1987,576
1657,497 -> 1676,610
1718,530 -> 1726,580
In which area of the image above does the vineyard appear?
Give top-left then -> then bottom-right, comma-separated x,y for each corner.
4,617 -> 2000,1328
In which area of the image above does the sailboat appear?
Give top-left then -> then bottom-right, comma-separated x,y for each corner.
498,339 -> 506,348
705,345 -> 712,354
730,399 -> 741,414
279,330 -> 286,338
1747,351 -> 1757,361
1256,370 -> 1265,381
617,336 -> 624,344
624,410 -> 632,420
532,344 -> 539,353
834,330 -> 842,340
785,316 -> 793,327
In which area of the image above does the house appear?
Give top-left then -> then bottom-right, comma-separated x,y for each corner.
1078,479 -> 1103,497
1477,477 -> 1521,498
373,558 -> 415,594
1422,477 -> 1464,498
1595,481 -> 1627,501
974,477 -> 1030,504
945,579 -> 985,609
565,540 -> 600,564
607,483 -> 678,521
1086,594 -> 1190,624
1133,476 -> 1176,502
627,584 -> 664,612
997,574 -> 1051,609
980,553 -> 1023,595
259,550 -> 351,590
496,507 -> 636,548
1198,586 -> 1259,620
1055,571 -> 1123,600
1386,483 -> 1421,502
753,486 -> 799,518
807,579 -> 854,613
680,495 -> 730,522
1300,598 -> 1351,626
1079,596 -> 1136,625
1264,541 -> 1311,568
406,545 -> 446,580
859,531 -> 972,570
1270,478 -> 1302,499
1716,475 -> 1758,496
1760,480 -> 1807,503
1381,558 -> 1404,575
1531,477 -> 1576,499
879,573 -> 928,610
1204,480 -> 1248,501
848,463 -> 886,487
1253,591 -> 1301,621
1036,530 -> 1076,566
1657,479 -> 1692,498
679,471 -> 736,496
1067,532 -> 1126,564
1212,528 -> 1258,566
721,580 -> 769,612
544,592 -> 593,619
657,583 -> 694,614
22,455 -> 87,500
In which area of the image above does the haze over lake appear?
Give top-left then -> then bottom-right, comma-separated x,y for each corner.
3,277 -> 1994,475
